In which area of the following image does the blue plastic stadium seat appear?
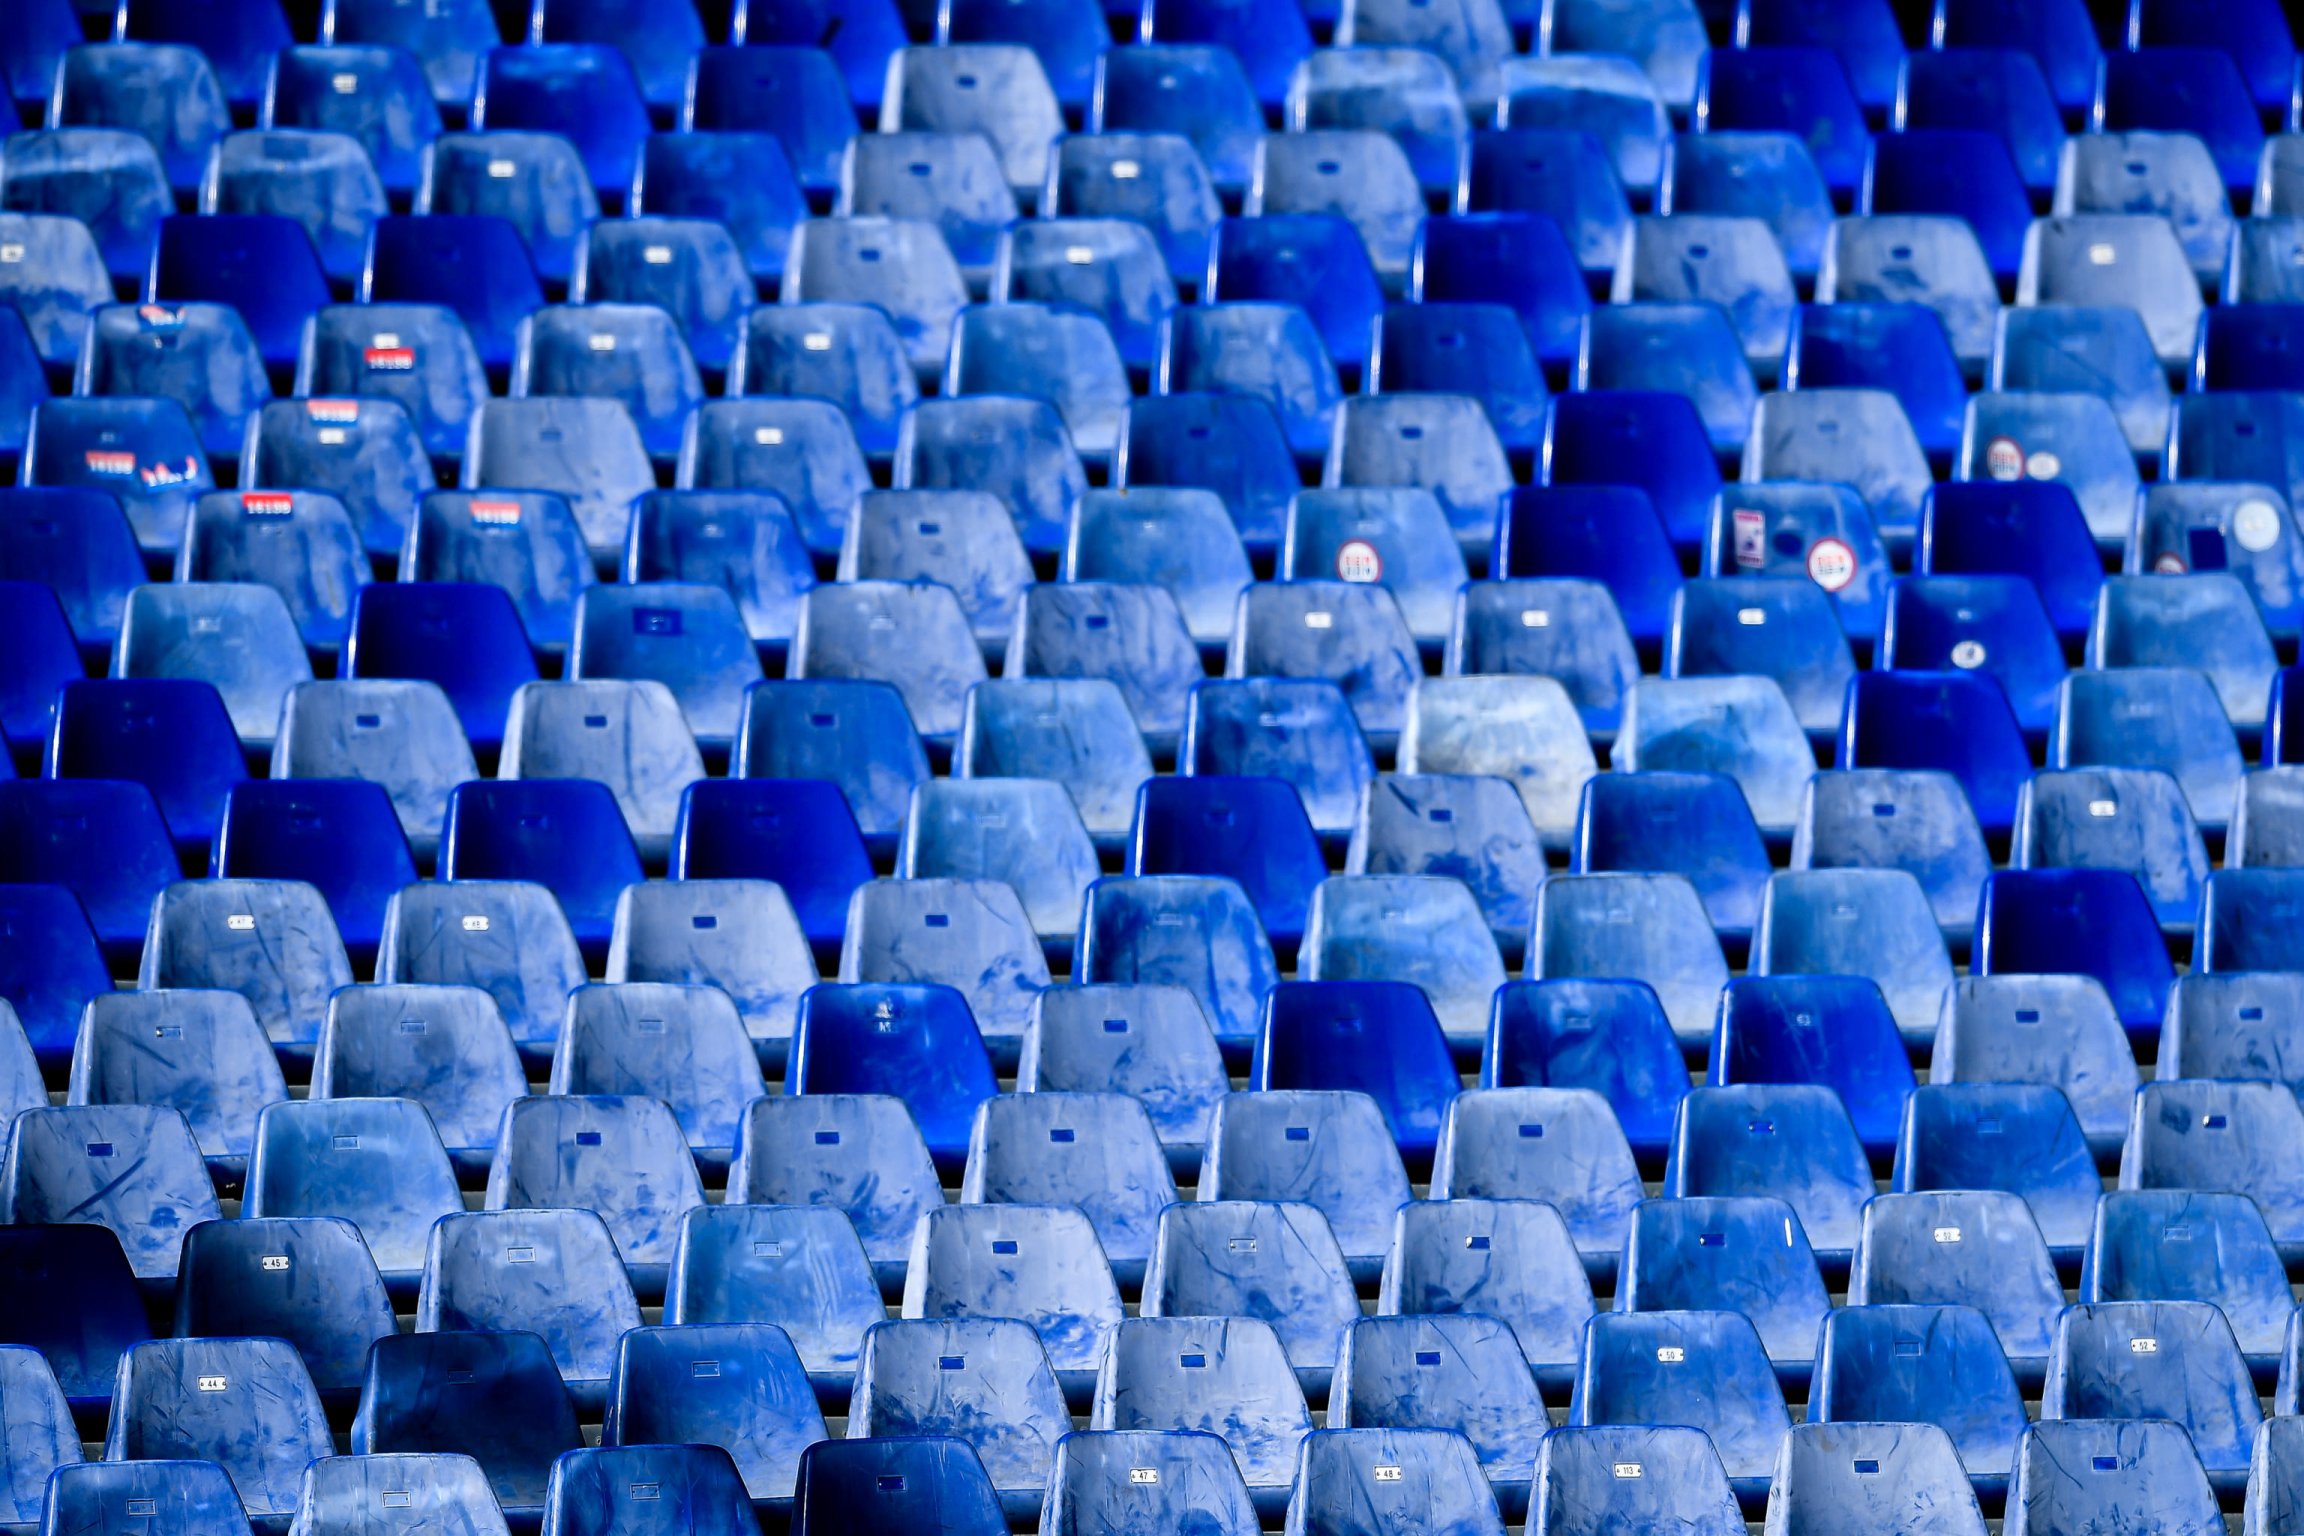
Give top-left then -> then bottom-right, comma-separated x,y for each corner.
2018,215 -> 2204,374
540,1445 -> 756,1536
0,780 -> 176,970
1572,770 -> 1772,944
2099,49 -> 2261,204
894,395 -> 1087,561
847,1325 -> 1065,1527
244,1094 -> 462,1288
1542,0 -> 1706,108
2227,218 -> 2304,304
2045,1301 -> 2261,1486
604,880 -> 814,1065
679,404 -> 868,566
1067,486 -> 1251,650
1075,875 -> 1280,1059
0,304 -> 43,466
1840,670 -> 2034,840
1661,133 -> 1834,283
1091,45 -> 1262,198
1746,389 -> 1932,554
1205,215 -> 1385,379
47,678 -> 246,860
1933,974 -> 2135,1162
1895,1080 -> 2101,1261
486,1096 -> 704,1290
298,305 -> 489,467
629,136 -> 804,296
1145,1204 -> 1361,1395
1201,1091 -> 1409,1285
176,1217 -> 394,1399
730,313 -> 912,470
0,582 -> 78,773
901,1202 -> 1125,1395
1710,973 -> 1915,1158
1576,304 -> 1755,457
104,1337 -> 329,1527
345,584 -> 538,765
2159,970 -> 2304,1092
377,878 -> 588,1055
1863,130 -> 2033,290
1819,219 -> 2001,387
1976,873 -> 2166,1043
2131,483 -> 2304,647
1852,1190 -> 2066,1381
138,876 -> 352,1059
463,397 -> 654,566
211,779 -> 415,966
944,305 -> 1132,461
1570,1310 -> 1789,1498
1184,678 -> 1371,843
1090,1316 -> 1309,1518
1920,479 -> 2103,649
1007,583 -> 1204,756
995,222 -> 1176,380
41,1462 -> 253,1536
178,490 -> 369,656
1330,1319 -> 1543,1522
1614,677 -> 1815,840
839,132 -> 1016,287
724,1100 -> 939,1298
1665,1083 -> 1871,1266
2124,1080 -> 2304,1261
1136,0 -> 1307,111
263,45 -> 441,201
1321,396 -> 1515,555
24,395 -> 214,560
419,132 -> 598,289
1345,775 -> 1544,958
788,1437 -> 1007,1536
601,1338 -> 814,1517
2256,1412 -> 2304,1536
0,488 -> 143,671
1458,129 -> 1631,289
0,1344 -> 77,1524
1883,574 -> 2065,738
1251,131 -> 1429,288
1379,1199 -> 1594,1398
202,130 -> 386,291
1432,1085 -> 1643,1273
0,1225 -> 151,1415
2018,765 -> 2207,933
1040,1429 -> 1258,1536
2084,1190 -> 2291,1365
1158,306 -> 1342,469
568,584 -> 761,752
788,981 -> 997,1178
48,43 -> 230,197
2169,394 -> 2304,561
314,983 -> 525,1173
1897,48 -> 2063,197
1629,1196 -> 1830,1379
511,304 -> 702,465
1766,1422 -> 1988,1536
2012,1420 -> 2225,1536
2055,131 -> 2233,291
2134,0 -> 2295,113
2054,666 -> 2247,837
440,779 -> 642,964
1229,585 -> 1419,753
1255,979 -> 1462,1166
1668,579 -> 1855,739
1703,485 -> 1888,651
1697,47 -> 1870,201
1044,137 -> 1222,298
406,491 -> 591,654
1785,305 -> 1966,462
725,688 -> 922,874
1534,1426 -> 1740,1536
350,1331 -> 584,1518
1287,49 -> 1468,205
551,982 -> 763,1164
419,1207 -> 643,1403
2199,867 -> 2304,974
837,876 -> 1051,1061
1756,867 -> 1952,1045
1496,54 -> 1668,195
1128,775 -> 1329,953
689,49 -> 853,202
1400,677 -> 1595,861
142,216 -> 327,383
1530,871 -> 1729,1046
1542,391 -> 1723,562
75,304 -> 267,467
1813,1305 -> 2027,1493
2,1105 -> 219,1282
1446,574 -> 1642,738
237,400 -> 427,570
1482,978 -> 1683,1157
361,217 -> 546,378
1365,306 -> 1545,459
1411,214 -> 1591,378
787,581 -> 984,747
0,130 -> 169,294
663,1203 -> 880,1392
469,44 -> 646,206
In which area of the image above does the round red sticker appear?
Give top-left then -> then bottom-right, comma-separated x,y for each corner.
1984,436 -> 2024,482
1806,537 -> 1856,592
1336,539 -> 1383,583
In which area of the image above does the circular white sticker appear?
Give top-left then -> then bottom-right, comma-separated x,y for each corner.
1985,436 -> 2024,481
1336,539 -> 1383,583
2025,451 -> 2061,480
1950,639 -> 1987,669
2234,498 -> 2283,552
2153,552 -> 2188,574
1806,537 -> 1857,592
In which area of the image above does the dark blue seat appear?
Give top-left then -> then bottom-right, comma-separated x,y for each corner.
46,678 -> 244,861
1138,0 -> 1308,113
1112,409 -> 1285,588
1851,1189 -> 2067,1380
1578,303 -> 1757,457
1697,46 -> 1870,200
1894,1080 -> 2101,1259
441,779 -> 641,962
0,130 -> 170,291
0,1225 -> 150,1415
0,581 -> 76,775
1710,974 -> 1914,1158
1813,1305 -> 2027,1490
1482,978 -> 1684,1158
1492,492 -> 1681,664
530,0 -> 700,111
314,982 -> 526,1172
568,582 -> 760,751
347,583 -> 540,761
48,43 -> 230,197
322,0 -> 499,105
41,1463 -> 249,1536
243,397 -> 431,564
471,44 -> 648,202
116,0 -> 293,111
940,0 -> 1105,111
1666,1083 -> 1873,1264
174,1216 -> 395,1399
3,1105 -> 220,1282
1186,678 -> 1372,841
0,779 -> 178,968
1541,391 -> 1721,558
1840,671 -> 2033,840
788,981 -> 996,1175
727,681 -> 926,863
1411,214 -> 1591,377
1896,47 -> 2064,197
362,216 -> 547,376
212,779 -> 414,967
1158,306 -> 1342,466
1129,776 -> 1328,951
629,136 -> 805,296
0,303 -> 43,467
1919,479 -> 2103,647
2051,669 -> 2244,837
1882,575 -> 2066,738
1976,868 -> 2176,1035
1205,215 -> 1385,377
2199,867 -> 2304,974
145,215 -> 329,377
1091,44 -> 1264,196
1458,129 -> 1631,287
1933,0 -> 2097,114
1785,303 -> 1966,459
1668,578 -> 1855,738
1254,981 -> 1460,1169
2099,48 -> 2262,203
1569,1310 -> 1790,1497
1572,770 -> 1772,942
1661,131 -> 1833,281
1736,0 -> 1904,113
23,395 -> 213,560
790,1438 -> 1007,1536
1367,304 -> 1548,457
732,0 -> 905,112
0,489 -> 142,671
1,0 -> 78,115
177,488 -> 369,656
542,1445 -> 756,1536
263,45 -> 442,200
297,303 -> 491,464
351,1330 -> 585,1518
1863,130 -> 2033,286
420,132 -> 600,288
418,1207 -> 645,1399
0,884 -> 113,1073
2084,1190 -> 2292,1366
1622,1196 -> 1830,1373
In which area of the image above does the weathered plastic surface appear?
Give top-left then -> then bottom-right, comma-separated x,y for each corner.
1040,1428 -> 1259,1536
1851,1191 -> 2067,1374
488,1096 -> 706,1273
1285,1427 -> 1506,1536
175,489 -> 367,652
604,1325 -> 825,1504
1959,391 -> 2144,547
541,1444 -> 755,1536
138,880 -> 353,1054
1533,1425 -> 1742,1536
1813,1305 -> 2028,1486
274,680 -> 476,861
895,397 -> 1087,561
2231,767 -> 2304,868
2094,573 -> 2278,735
675,778 -> 879,946
1253,983 -> 1461,1166
1708,974 -> 1916,1158
1381,1200 -> 1593,1390
1754,870 -> 1954,1046
1791,770 -> 1992,945
665,1206 -> 883,1387
0,1226 -> 152,1411
1669,579 -> 1855,738
68,990 -> 287,1166
731,1094 -> 946,1286
680,398 -> 872,559
106,1337 -> 331,1522
1667,1085 -> 1872,1264
1007,583 -> 1204,753
0,1345 -> 79,1527
1932,975 -> 2139,1157
2084,1190 -> 2293,1362
419,1207 -> 643,1399
1130,777 -> 1329,951
439,783 -> 644,961
624,490 -> 814,650
1434,1087 -> 1644,1273
2053,669 -> 2245,837
1300,879 -> 1505,1054
2045,1300 -> 2262,1476
839,878 -> 1051,1057
1228,581 -> 1422,743
41,1461 -> 252,1536
1205,1090 -> 1413,1274
959,680 -> 1155,847
350,1331 -> 585,1516
607,882 -> 813,1061
1,1105 -> 220,1281
1575,770 -> 1773,942
1186,678 -> 1375,842
314,985 -> 525,1165
901,1203 -> 1123,1383
1091,1316 -> 1309,1509
379,881 -> 590,1054
2160,972 -> 2304,1089
2200,868 -> 2304,974
1617,677 -> 1815,837
1892,1083 -> 2102,1260
287,1454 -> 511,1536
902,779 -> 1100,947
1531,873 -> 1732,1047
1020,985 -> 1230,1165
500,681 -> 704,860
1348,776 -> 1545,957
787,1437 -> 1007,1536
1482,980 -> 1684,1159
1283,488 -> 1467,646
1077,876 -> 1281,1056
1335,1315 -> 1547,1514
552,983 -> 764,1160
961,1093 -> 1177,1285
1144,1202 -> 1361,1387
175,1216 -> 397,1397
850,1317 -> 1069,1520
2123,1081 -> 2304,1257
1570,1310 -> 1791,1490
464,399 -> 653,562
1761,1421 -> 1987,1536
792,581 -> 987,744
1401,677 -> 1595,854
789,982 -> 998,1176
1745,390 -> 1930,550
1622,1196 -> 1830,1368
2249,1417 -> 2304,1536
245,1098 -> 463,1283
1446,579 -> 1641,742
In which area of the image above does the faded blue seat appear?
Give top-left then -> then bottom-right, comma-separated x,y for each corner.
1,1105 -> 219,1282
729,1095 -> 943,1292
1446,577 -> 1641,739
465,397 -> 655,565
242,397 -> 432,566
1577,303 -> 1756,457
1813,1306 -> 2028,1489
605,879 -> 815,1065
408,490 -> 592,654
837,876 -> 1050,1060
139,877 -> 354,1058
419,1207 -> 644,1402
1186,678 -> 1372,842
23,396 -> 214,558
1205,1089 -> 1412,1281
663,1203 -> 881,1391
2019,214 -> 2204,372
1346,775 -> 1544,960
839,133 -> 1016,286
604,1327 -> 824,1509
0,780 -> 178,969
1287,1428 -> 1506,1536
441,779 -> 643,962
2083,1190 -> 2292,1366
202,129 -> 387,288
1289,47 -> 1470,200
1212,585 -> 1399,739
1852,1190 -> 2066,1377
178,488 -> 369,655
683,48 -> 854,197
2166,396 -> 2304,570
0,1345 -> 79,1526
263,45 -> 442,200
850,1317 -> 1069,1522
1333,1316 -> 1545,1519
1934,974 -> 2137,1159
1532,1426 -> 1740,1536
570,583 -> 762,750
1091,1315 -> 1309,1515
958,678 -> 1151,852
2099,47 -> 2260,203
1615,677 -> 1815,838
1067,486 -> 1250,650
1433,1085 -> 1643,1273
246,1096 -> 463,1286
300,304 -> 491,465
1573,769 -> 1772,942
2045,1300 -> 2261,1483
212,779 -> 417,966
631,133 -> 806,292
2129,485 -> 2304,649
1894,1080 -> 2100,1260
1251,130 -> 1428,286
2056,129 -> 2233,288
64,993 -> 276,1168
1755,868 -> 1952,1045
1746,389 -> 1933,554
314,983 -> 525,1172
1109,398 -> 1294,565
727,684 -> 924,868
0,129 -> 170,288
360,216 -> 546,377
791,581 -> 986,746
1041,1429 -> 1258,1536
2159,969 -> 2304,1092
2124,1080 -> 2304,1260
1076,875 -> 1280,1059
731,306 -> 914,464
1009,583 -> 1206,755
350,1331 -> 584,1518
541,1445 -> 755,1536
512,304 -> 703,463
552,982 -> 764,1164
377,879 -> 589,1055
1617,214 -> 1796,377
1130,776 -> 1328,952
174,1217 -> 394,1400
486,1095 -> 705,1283
2052,667 -> 2246,835
901,1202 -> 1125,1388
1883,574 -> 2066,738
894,395 -> 1086,560
1045,134 -> 1224,299
104,1337 -> 330,1525
1531,872 -> 1728,1047
2017,767 -> 2208,931
679,398 -> 871,561
996,221 -> 1175,379
1494,54 -> 1666,191
1368,305 -> 1546,458
420,132 -> 600,288
2007,1419 -> 2225,1536
1205,214 -> 1385,376
48,43 -> 230,196
1764,1422 -> 1987,1536
1323,394 -> 1515,553
960,1090 -> 1175,1290
884,43 -> 1065,200
1668,578 -> 1855,738
1569,1310 -> 1791,1497
77,304 -> 269,465
1091,44 -> 1264,196
1622,1195 -> 1830,1372
1821,218 -> 2002,388
1666,1083 -> 1873,1265
1298,870 -> 1506,1053
1702,484 -> 1888,653
1159,304 -> 1343,465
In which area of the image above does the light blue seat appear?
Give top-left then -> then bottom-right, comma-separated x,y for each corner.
1496,54 -> 1669,191
2158,970 -> 2304,1089
1285,1428 -> 1507,1536
900,1202 -> 1125,1389
781,217 -> 969,377
1576,302 -> 1757,456
1568,1310 -> 1791,1497
1347,775 -> 1545,959
464,397 -> 653,565
1958,390 -> 2141,548
730,304 -> 915,458
1755,868 -> 1953,1045
2,1104 -> 220,1282
1667,578 -> 1856,738
1252,128 -> 1430,285
1021,984 -> 1230,1173
1763,1422 -> 1988,1536
1400,676 -> 1595,854
1661,131 -> 1833,280
960,1090 -> 1176,1288
2122,1079 -> 2304,1261
419,131 -> 599,287
895,394 -> 1088,560
377,879 -> 589,1057
1932,972 -> 2138,1156
1532,872 -> 1729,1046
313,983 -> 524,1174
849,1316 -> 1070,1522
68,990 -> 285,1176
1045,133 -> 1224,290
2056,132 -> 2233,287
2044,1300 -> 2262,1484
1744,388 -> 1933,553
1447,577 -> 1642,740
511,304 -> 704,463
1040,1429 -> 1260,1536
104,1337 -> 331,1525
1616,214 -> 1796,376
2006,1420 -> 2223,1536
1432,1085 -> 1644,1273
959,678 -> 1153,849
1185,677 -> 1374,842
407,491 -> 593,654
1616,676 -> 1816,837
1159,303 -> 1342,465
792,580 -> 987,744
729,1094 -> 943,1291
1298,876 -> 1507,1054
1075,875 -> 1281,1060
1532,1426 -> 1741,1536
2083,1189 -> 2293,1365
245,1095 -> 463,1288
419,1207 -> 643,1405
486,1095 -> 706,1288
839,490 -> 1034,653
839,132 -> 1017,286
1091,1314 -> 1310,1515
1991,305 -> 2171,460
1703,484 -> 1890,653
729,679 -> 929,860
550,983 -> 765,1166
1090,44 -> 1265,196
662,1204 -> 880,1392
885,44 -> 1065,199
1819,215 -> 2002,375
1851,1190 -> 2067,1377
2018,213 -> 2204,371
2017,766 -> 2209,932
996,219 -> 1178,374
679,396 -> 872,560
1379,1199 -> 1597,1392
1068,487 -> 1251,650
1227,580 -> 1421,746
1284,50 -> 1470,206
1333,1315 -> 1547,1519
1622,1194 -> 1830,1372
837,877 -> 1051,1061
902,778 -> 1099,949
78,303 -> 270,465
1205,1088 -> 1415,1277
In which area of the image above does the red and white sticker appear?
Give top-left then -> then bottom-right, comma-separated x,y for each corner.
1335,539 -> 1383,583
364,346 -> 414,370
1806,537 -> 1856,592
470,499 -> 523,526
139,457 -> 197,489
306,399 -> 360,424
1984,436 -> 2024,481
83,450 -> 135,476
241,492 -> 294,516
136,304 -> 183,329
2153,552 -> 2188,574
1732,510 -> 1767,568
